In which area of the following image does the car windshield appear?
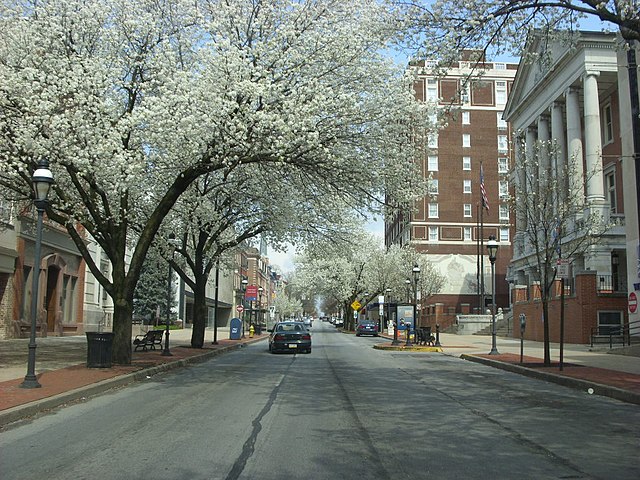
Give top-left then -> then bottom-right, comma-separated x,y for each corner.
276,323 -> 304,332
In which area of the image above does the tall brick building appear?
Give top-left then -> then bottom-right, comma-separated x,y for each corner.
385,52 -> 517,329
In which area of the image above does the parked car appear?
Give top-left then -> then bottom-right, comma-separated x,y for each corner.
268,321 -> 312,353
356,321 -> 379,336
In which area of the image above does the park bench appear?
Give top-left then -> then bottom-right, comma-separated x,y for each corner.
416,326 -> 435,346
133,329 -> 165,351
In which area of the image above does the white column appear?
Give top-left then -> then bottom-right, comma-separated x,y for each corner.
565,87 -> 584,200
551,101 -> 567,207
537,114 -> 550,177
583,71 -> 605,203
514,133 -> 527,247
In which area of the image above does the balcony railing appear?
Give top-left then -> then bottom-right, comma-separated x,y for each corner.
596,275 -> 627,294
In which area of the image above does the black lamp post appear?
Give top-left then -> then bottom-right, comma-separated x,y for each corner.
404,279 -> 411,346
162,233 -> 180,356
487,235 -> 500,355
387,288 -> 399,345
21,158 -> 53,389
412,263 -> 420,331
241,278 -> 248,338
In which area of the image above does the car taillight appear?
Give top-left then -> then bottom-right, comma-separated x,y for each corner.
302,334 -> 311,340
274,334 -> 286,341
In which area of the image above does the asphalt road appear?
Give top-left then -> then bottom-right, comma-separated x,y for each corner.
1,322 -> 638,480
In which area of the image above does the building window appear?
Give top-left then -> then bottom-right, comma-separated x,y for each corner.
597,311 -> 623,335
428,203 -> 439,218
461,83 -> 470,104
428,133 -> 438,149
464,227 -> 472,241
429,226 -> 438,241
499,180 -> 509,198
462,111 -> 470,125
606,170 -> 616,213
427,78 -> 438,101
463,204 -> 472,217
497,112 -> 507,130
427,155 -> 438,171
498,157 -> 509,173
499,204 -> 510,221
463,134 -> 471,148
0,200 -> 13,223
496,81 -> 507,105
463,179 -> 472,194
429,179 -> 439,195
500,227 -> 510,242
498,135 -> 508,152
463,156 -> 471,170
602,103 -> 613,145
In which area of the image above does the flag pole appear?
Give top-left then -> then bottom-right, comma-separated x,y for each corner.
476,203 -> 481,313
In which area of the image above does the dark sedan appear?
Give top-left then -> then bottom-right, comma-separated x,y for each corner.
268,322 -> 312,353
356,321 -> 379,336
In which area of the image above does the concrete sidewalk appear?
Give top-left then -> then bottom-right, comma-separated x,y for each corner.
1,328 -> 639,428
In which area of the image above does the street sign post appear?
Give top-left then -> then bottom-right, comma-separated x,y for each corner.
236,305 -> 244,314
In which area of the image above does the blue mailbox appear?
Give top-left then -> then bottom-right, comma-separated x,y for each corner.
229,317 -> 242,340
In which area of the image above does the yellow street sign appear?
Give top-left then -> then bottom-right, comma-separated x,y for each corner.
351,300 -> 361,311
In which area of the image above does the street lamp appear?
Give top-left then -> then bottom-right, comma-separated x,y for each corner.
162,233 -> 180,356
387,288 -> 400,345
404,279 -> 411,346
241,278 -> 248,338
21,158 -> 54,389
412,263 -> 420,331
487,235 -> 500,355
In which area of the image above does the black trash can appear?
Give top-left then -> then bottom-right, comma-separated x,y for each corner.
86,332 -> 114,368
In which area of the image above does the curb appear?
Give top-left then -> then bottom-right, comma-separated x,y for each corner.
461,354 -> 640,406
373,344 -> 443,352
0,338 -> 265,428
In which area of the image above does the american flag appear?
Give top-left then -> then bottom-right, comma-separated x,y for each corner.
480,163 -> 489,212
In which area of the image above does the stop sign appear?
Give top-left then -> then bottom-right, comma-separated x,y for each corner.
629,292 -> 637,314
236,305 -> 244,314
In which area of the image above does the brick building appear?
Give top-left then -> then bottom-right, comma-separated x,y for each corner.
385,51 -> 517,330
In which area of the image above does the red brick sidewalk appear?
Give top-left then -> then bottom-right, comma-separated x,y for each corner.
469,353 -> 640,397
0,339 -> 253,413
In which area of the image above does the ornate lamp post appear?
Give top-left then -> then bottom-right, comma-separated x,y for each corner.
487,235 -> 500,355
162,233 -> 180,356
21,159 -> 54,389
404,279 -> 411,346
412,263 -> 420,331
241,278 -> 248,338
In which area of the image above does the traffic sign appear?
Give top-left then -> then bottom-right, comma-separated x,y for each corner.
351,300 -> 361,311
629,292 -> 637,314
236,305 -> 245,314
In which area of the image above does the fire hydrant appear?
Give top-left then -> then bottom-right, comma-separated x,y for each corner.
249,324 -> 255,338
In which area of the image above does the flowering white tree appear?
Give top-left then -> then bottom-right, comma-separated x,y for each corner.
0,0 -> 433,363
293,229 -> 445,330
394,0 -> 640,61
165,164 -> 358,348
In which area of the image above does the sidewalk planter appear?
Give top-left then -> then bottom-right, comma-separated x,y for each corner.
86,332 -> 114,368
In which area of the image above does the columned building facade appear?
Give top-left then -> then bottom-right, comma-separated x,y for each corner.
503,31 -> 627,343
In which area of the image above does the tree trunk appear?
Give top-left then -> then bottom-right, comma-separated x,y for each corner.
190,276 -> 208,348
111,298 -> 133,365
542,296 -> 551,366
